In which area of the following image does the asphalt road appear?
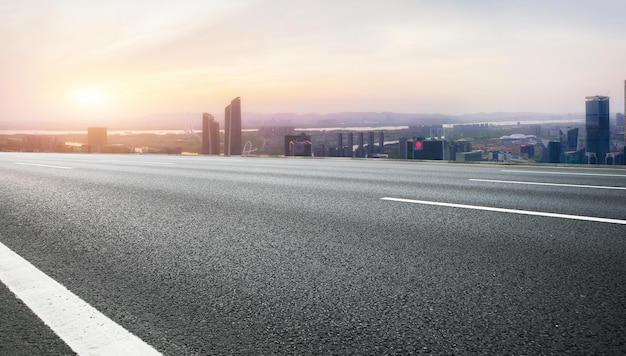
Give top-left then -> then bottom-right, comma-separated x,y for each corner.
1,153 -> 625,355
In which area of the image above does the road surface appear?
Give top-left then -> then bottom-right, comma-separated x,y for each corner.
1,153 -> 625,354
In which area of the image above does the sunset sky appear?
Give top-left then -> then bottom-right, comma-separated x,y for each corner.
2,0 -> 625,128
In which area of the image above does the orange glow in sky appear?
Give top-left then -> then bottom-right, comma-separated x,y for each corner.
1,0 -> 625,128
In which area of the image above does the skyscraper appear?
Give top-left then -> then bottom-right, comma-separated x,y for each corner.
224,97 -> 242,155
355,132 -> 365,158
346,133 -> 354,157
87,127 -> 107,153
585,95 -> 610,164
202,113 -> 219,155
337,133 -> 343,156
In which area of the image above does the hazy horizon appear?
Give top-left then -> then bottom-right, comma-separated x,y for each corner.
2,1 -> 625,129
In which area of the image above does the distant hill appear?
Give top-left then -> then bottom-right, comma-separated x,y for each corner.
128,111 -> 581,130
0,111 -> 583,131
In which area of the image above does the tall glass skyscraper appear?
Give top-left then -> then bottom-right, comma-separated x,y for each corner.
224,97 -> 242,156
585,95 -> 610,164
202,113 -> 219,155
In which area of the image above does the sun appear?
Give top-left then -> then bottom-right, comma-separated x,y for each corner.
74,87 -> 106,107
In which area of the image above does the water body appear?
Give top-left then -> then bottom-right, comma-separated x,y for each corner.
0,119 -> 583,136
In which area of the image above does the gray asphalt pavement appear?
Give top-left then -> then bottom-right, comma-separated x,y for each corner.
1,153 -> 625,354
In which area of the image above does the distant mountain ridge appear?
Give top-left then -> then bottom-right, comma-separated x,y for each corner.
1,111 -> 583,131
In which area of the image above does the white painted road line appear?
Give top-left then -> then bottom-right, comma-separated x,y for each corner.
0,242 -> 162,356
103,160 -> 175,165
381,197 -> 626,225
469,178 -> 626,190
15,162 -> 72,169
502,169 -> 626,178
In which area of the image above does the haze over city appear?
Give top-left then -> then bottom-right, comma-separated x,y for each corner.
2,0 -> 625,129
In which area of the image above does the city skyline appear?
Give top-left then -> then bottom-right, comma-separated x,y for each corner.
1,1 -> 626,129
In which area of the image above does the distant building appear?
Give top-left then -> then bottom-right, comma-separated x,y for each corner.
520,144 -> 535,159
450,140 -> 472,160
560,127 -> 579,153
224,97 -> 242,155
368,131 -> 375,156
455,151 -> 482,162
605,152 -> 624,165
398,137 -> 408,159
585,95 -> 610,164
284,133 -> 312,156
337,133 -> 343,156
378,131 -> 384,154
355,132 -> 365,158
547,141 -> 561,163
346,133 -> 354,157
87,127 -> 107,153
23,135 -> 60,152
202,113 -> 219,155
313,144 -> 326,157
564,148 -> 587,164
412,139 -> 448,160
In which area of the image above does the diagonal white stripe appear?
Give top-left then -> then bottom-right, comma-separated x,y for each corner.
381,197 -> 626,225
502,169 -> 626,178
15,162 -> 72,169
469,178 -> 626,190
0,242 -> 162,356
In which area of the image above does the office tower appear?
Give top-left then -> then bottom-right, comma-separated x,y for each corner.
346,133 -> 354,157
548,141 -> 561,163
202,113 -> 219,155
87,127 -> 107,153
378,131 -> 384,153
224,97 -> 242,155
355,132 -> 365,158
559,127 -> 579,159
399,137 -> 408,159
368,131 -> 375,155
585,95 -> 610,164
337,133 -> 343,156
624,80 -> 626,144
566,128 -> 579,152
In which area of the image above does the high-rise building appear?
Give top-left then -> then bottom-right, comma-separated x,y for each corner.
224,97 -> 242,155
346,133 -> 354,158
559,127 -> 579,160
355,132 -> 365,158
368,131 -> 375,156
202,113 -> 219,155
337,133 -> 343,156
87,127 -> 107,153
585,95 -> 610,164
378,131 -> 384,153
398,137 -> 408,159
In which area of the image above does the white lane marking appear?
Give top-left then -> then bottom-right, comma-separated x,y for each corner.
381,197 -> 626,225
469,178 -> 626,191
101,160 -> 175,166
0,242 -> 162,356
15,162 -> 72,170
502,169 -> 626,178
